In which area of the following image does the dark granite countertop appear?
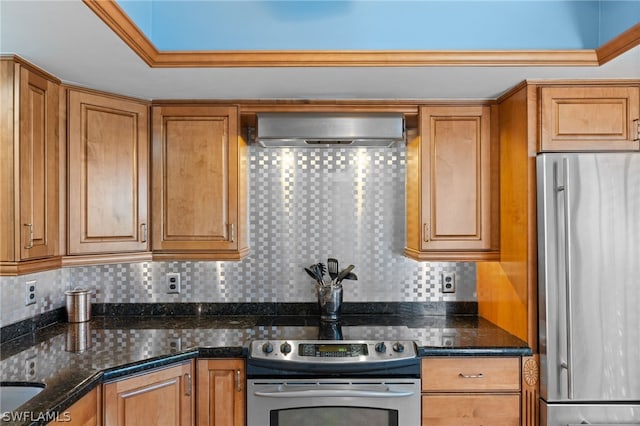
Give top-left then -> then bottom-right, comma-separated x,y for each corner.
0,314 -> 530,425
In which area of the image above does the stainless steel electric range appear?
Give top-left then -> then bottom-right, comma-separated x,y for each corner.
246,339 -> 421,426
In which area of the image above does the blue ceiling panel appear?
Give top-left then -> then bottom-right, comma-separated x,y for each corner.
600,1 -> 640,45
114,0 -> 638,51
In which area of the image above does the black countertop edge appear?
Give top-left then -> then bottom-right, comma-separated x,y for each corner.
418,347 -> 533,357
101,350 -> 200,382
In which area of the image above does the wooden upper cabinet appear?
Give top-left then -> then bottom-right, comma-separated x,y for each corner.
540,85 -> 640,151
151,105 -> 248,260
196,359 -> 245,426
406,105 -> 496,261
1,59 -> 60,275
103,361 -> 194,426
68,89 -> 149,255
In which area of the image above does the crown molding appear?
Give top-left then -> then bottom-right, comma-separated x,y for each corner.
83,0 -> 636,68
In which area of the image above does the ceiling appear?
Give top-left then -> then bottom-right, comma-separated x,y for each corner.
1,0 -> 639,100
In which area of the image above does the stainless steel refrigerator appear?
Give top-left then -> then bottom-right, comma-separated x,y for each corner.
537,152 -> 640,425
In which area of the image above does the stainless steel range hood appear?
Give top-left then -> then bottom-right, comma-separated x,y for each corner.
255,113 -> 405,147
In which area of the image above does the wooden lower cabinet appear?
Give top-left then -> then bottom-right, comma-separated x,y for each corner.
196,359 -> 245,426
103,361 -> 194,426
48,387 -> 101,426
421,357 -> 521,426
422,394 -> 520,426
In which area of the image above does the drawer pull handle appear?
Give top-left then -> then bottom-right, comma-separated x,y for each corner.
185,373 -> 192,396
23,223 -> 33,249
459,373 -> 484,379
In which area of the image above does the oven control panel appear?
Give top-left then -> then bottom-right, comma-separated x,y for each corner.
249,339 -> 417,363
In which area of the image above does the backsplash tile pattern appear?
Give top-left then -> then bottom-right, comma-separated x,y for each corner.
0,269 -> 65,328
0,145 -> 476,328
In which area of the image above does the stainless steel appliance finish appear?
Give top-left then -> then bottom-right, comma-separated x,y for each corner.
537,153 -> 640,425
255,113 -> 405,147
247,339 -> 420,426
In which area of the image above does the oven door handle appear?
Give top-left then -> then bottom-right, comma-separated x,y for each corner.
254,389 -> 415,398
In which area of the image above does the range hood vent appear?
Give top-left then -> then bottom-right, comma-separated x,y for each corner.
255,113 -> 405,148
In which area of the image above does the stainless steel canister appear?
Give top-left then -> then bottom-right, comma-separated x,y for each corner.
65,288 -> 91,323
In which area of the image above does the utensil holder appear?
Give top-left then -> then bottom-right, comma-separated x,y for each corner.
317,285 -> 343,321
65,288 -> 91,323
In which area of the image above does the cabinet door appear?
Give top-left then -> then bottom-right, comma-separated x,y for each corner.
196,359 -> 244,426
418,105 -> 492,252
152,106 -> 243,256
18,66 -> 59,260
103,362 -> 194,426
540,86 -> 640,151
422,394 -> 520,426
68,90 -> 149,254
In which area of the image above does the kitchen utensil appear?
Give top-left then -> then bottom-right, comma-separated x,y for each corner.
335,264 -> 355,284
313,263 -> 327,286
304,267 -> 322,285
327,258 -> 339,280
342,272 -> 357,281
309,264 -> 324,286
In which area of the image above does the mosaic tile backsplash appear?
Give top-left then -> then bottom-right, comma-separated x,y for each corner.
0,145 -> 476,327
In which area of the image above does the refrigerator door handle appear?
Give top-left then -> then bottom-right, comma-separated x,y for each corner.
557,157 -> 574,400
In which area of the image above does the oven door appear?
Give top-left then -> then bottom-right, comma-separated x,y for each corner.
247,378 -> 421,426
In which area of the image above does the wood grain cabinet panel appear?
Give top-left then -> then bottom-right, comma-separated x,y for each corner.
422,394 -> 520,426
406,105 -> 496,261
103,362 -> 194,426
196,359 -> 245,426
422,357 -> 520,392
68,89 -> 149,255
48,386 -> 100,426
540,86 -> 640,151
421,357 -> 521,426
1,59 -> 60,275
152,105 -> 248,260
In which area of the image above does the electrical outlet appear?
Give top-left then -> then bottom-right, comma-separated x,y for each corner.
166,273 -> 181,294
25,280 -> 36,306
441,272 -> 456,293
25,356 -> 37,380
441,334 -> 456,347
168,337 -> 182,353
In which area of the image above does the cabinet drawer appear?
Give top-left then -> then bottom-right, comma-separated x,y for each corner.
422,357 -> 520,392
422,393 -> 520,426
